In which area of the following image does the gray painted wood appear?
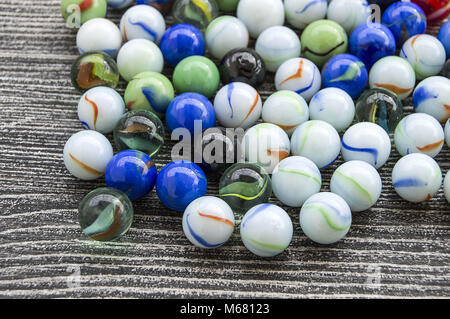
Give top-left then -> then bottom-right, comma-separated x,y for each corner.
0,0 -> 449,298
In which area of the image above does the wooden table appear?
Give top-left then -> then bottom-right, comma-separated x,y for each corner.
0,0 -> 448,298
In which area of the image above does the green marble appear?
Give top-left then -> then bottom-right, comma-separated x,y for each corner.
124,72 -> 174,116
173,56 -> 220,98
71,51 -> 119,92
61,0 -> 107,27
219,163 -> 272,213
113,110 -> 165,158
300,20 -> 348,68
216,0 -> 239,11
78,187 -> 134,241
172,0 -> 219,30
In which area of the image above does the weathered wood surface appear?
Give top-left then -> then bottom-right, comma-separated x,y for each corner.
0,0 -> 448,298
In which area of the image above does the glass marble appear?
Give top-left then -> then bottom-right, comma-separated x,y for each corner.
394,113 -> 445,158
172,0 -> 219,30
192,127 -> 239,173
446,119 -> 450,148
137,0 -> 175,14
160,23 -> 205,67
327,0 -> 372,34
219,48 -> 266,88
284,0 -> 328,30
71,52 -> 119,92
78,187 -> 134,241
400,34 -> 446,80
274,57 -> 322,102
444,171 -> 450,204
63,130 -> 113,180
321,53 -> 368,99
116,39 -> 164,82
166,92 -> 216,134
413,76 -> 450,123
438,20 -> 450,58
76,18 -> 122,57
241,123 -> 291,174
182,196 -> 235,248
61,0 -> 107,27
272,156 -> 322,207
219,163 -> 272,214
205,16 -> 249,60
392,153 -> 442,203
369,56 -> 416,100
290,120 -> 341,169
367,0 -> 397,11
330,161 -> 382,212
309,88 -> 355,132
120,5 -> 166,43
156,160 -> 207,211
444,59 -> 450,78
113,110 -> 165,158
349,22 -> 396,70
300,192 -> 352,244
240,204 -> 293,257
105,150 -> 157,201
78,87 -> 125,134
255,26 -> 301,73
216,0 -> 239,11
236,0 -> 285,38
341,122 -> 391,169
355,88 -> 403,133
213,82 -> 262,129
411,0 -> 450,24
107,0 -> 134,9
172,56 -> 220,99
300,20 -> 348,68
124,72 -> 174,116
381,1 -> 427,48
261,90 -> 309,136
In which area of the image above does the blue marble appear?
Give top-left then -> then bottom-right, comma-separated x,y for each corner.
166,93 -> 216,134
349,22 -> 396,70
156,160 -> 207,211
159,23 -> 205,67
105,150 -> 157,201
438,20 -> 450,59
381,1 -> 427,48
322,54 -> 368,99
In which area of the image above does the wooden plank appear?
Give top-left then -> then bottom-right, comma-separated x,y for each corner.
0,0 -> 449,298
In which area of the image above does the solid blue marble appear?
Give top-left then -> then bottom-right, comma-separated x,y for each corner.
159,23 -> 205,67
438,20 -> 450,59
166,93 -> 216,134
349,22 -> 396,70
156,160 -> 207,211
322,54 -> 368,99
105,150 -> 157,201
381,1 -> 427,48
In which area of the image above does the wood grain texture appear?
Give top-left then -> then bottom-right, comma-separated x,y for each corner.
0,0 -> 449,299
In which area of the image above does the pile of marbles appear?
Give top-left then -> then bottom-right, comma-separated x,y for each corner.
61,0 -> 450,257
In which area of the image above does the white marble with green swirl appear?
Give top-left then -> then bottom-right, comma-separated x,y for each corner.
300,192 -> 351,244
240,203 -> 293,257
272,156 -> 321,207
330,160 -> 382,212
